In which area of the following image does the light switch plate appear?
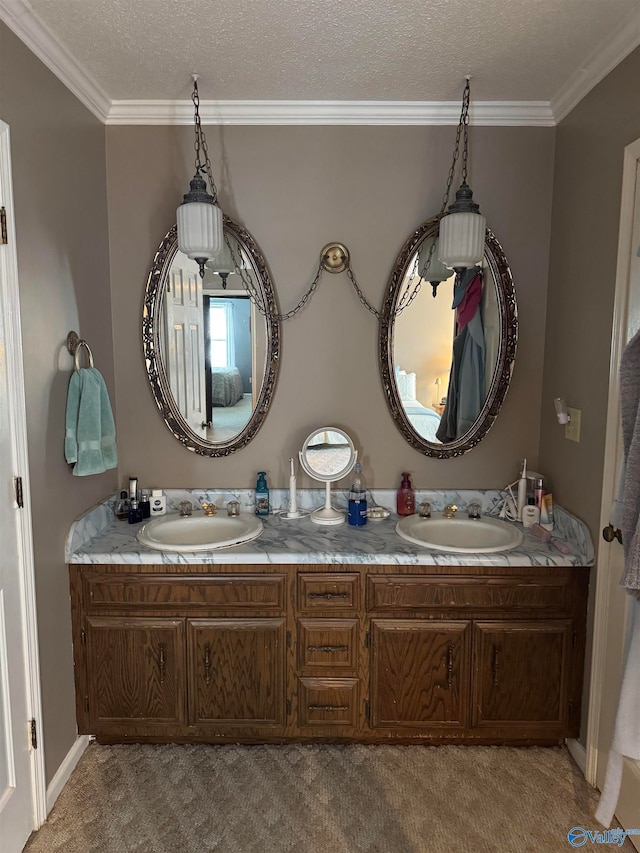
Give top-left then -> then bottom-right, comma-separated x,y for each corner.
565,407 -> 581,443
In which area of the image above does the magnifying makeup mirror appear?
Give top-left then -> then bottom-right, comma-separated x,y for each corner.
299,428 -> 357,525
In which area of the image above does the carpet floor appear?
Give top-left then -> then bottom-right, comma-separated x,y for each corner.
24,742 -> 630,853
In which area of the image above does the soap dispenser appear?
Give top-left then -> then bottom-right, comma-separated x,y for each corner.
255,472 -> 270,516
397,472 -> 415,516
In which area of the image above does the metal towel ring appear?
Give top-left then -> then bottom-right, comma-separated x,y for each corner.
66,330 -> 94,372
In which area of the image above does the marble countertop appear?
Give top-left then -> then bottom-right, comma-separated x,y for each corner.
66,489 -> 595,568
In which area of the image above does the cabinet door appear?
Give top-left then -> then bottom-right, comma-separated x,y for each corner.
188,619 -> 285,728
473,621 -> 571,730
86,617 -> 185,726
370,620 -> 471,729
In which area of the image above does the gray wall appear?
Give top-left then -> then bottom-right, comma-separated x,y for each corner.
0,23 -> 116,783
106,124 -> 555,491
539,45 -> 640,739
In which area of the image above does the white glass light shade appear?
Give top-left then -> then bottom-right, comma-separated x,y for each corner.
206,239 -> 235,275
419,241 -> 451,283
177,201 -> 223,262
438,211 -> 486,270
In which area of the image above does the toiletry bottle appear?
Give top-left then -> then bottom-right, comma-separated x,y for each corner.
397,472 -> 415,516
128,498 -> 143,524
348,462 -> 367,527
522,496 -> 540,528
140,489 -> 151,519
255,472 -> 270,516
150,489 -> 166,515
115,490 -> 130,520
129,476 -> 138,505
534,478 -> 545,509
517,459 -> 527,521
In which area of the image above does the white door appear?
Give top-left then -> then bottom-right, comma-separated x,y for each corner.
164,258 -> 207,437
0,121 -> 45,852
590,137 -> 640,848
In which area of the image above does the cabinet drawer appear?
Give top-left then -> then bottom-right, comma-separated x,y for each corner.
84,574 -> 286,612
367,575 -> 572,613
298,677 -> 359,727
298,619 -> 358,671
298,573 -> 359,611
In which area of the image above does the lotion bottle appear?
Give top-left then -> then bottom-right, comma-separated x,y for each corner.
255,472 -> 270,516
396,472 -> 415,516
522,497 -> 540,528
150,489 -> 166,515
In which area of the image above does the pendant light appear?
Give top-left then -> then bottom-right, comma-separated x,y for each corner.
419,238 -> 452,297
438,78 -> 486,272
177,76 -> 223,278
206,239 -> 236,289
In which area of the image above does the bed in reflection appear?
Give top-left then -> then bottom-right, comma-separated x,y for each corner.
395,367 -> 441,442
211,367 -> 244,407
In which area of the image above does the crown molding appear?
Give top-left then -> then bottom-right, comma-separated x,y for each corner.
551,7 -> 640,124
2,0 -> 637,128
106,100 -> 555,126
0,0 -> 110,122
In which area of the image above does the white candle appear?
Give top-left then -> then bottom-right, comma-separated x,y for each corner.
289,457 -> 297,515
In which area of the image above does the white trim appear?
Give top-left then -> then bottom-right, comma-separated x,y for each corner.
585,137 -> 640,787
0,0 -> 110,122
0,119 -> 47,828
551,8 -> 640,124
566,738 -> 588,777
45,735 -> 90,814
106,99 -> 555,127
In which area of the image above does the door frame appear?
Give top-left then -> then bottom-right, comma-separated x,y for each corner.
586,136 -> 640,787
0,119 -> 47,829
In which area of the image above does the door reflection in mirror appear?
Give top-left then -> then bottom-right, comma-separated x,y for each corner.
159,231 -> 268,444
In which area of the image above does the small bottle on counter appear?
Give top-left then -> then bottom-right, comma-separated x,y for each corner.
115,490 -> 130,520
150,489 -> 166,515
522,496 -> 540,528
255,472 -> 270,516
534,477 -> 545,509
348,462 -> 367,527
140,489 -> 151,519
128,498 -> 143,524
396,471 -> 415,516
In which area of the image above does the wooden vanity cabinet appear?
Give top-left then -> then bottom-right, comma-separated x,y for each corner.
69,563 -> 589,745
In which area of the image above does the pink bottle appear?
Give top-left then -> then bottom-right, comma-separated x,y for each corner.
397,472 -> 416,516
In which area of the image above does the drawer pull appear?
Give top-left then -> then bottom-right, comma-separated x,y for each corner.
158,643 -> 166,683
204,643 -> 212,685
308,704 -> 349,712
446,643 -> 453,687
308,592 -> 349,600
492,646 -> 500,687
307,645 -> 349,653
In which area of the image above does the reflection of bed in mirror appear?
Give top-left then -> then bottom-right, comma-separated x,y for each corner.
395,367 -> 441,442
211,367 -> 244,407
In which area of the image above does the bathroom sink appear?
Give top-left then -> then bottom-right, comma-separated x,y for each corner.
136,513 -> 263,552
396,513 -> 524,554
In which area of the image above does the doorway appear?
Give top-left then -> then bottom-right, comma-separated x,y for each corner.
0,119 -> 46,851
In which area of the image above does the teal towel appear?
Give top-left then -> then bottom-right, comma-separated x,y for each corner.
65,367 -> 117,476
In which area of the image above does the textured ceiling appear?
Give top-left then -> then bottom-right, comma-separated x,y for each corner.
19,0 -> 640,102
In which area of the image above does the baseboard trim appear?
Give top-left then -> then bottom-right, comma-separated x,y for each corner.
566,738 -> 588,777
46,735 -> 91,814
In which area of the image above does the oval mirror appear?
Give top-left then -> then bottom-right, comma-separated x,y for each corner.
379,216 -> 517,457
143,216 -> 280,456
299,428 -> 356,525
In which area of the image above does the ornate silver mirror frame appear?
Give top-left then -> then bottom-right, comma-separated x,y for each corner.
142,215 -> 280,456
379,215 -> 517,458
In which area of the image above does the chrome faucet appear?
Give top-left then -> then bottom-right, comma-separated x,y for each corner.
443,504 -> 458,518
